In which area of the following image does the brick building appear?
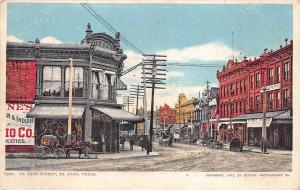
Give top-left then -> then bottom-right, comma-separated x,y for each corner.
159,103 -> 176,127
217,39 -> 293,149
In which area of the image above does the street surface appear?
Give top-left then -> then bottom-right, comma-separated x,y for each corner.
6,142 -> 291,172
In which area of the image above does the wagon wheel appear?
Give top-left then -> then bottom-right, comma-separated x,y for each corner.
42,146 -> 52,158
36,146 -> 45,159
54,148 -> 65,159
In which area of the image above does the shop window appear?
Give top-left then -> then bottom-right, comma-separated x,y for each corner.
268,68 -> 274,85
276,66 -> 280,83
255,73 -> 261,88
268,93 -> 273,110
42,66 -> 61,96
65,67 -> 84,97
284,63 -> 289,80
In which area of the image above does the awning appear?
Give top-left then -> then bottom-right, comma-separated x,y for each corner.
116,78 -> 127,90
27,105 -> 85,119
92,106 -> 144,123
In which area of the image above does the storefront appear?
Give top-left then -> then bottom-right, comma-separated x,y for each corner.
231,110 -> 292,149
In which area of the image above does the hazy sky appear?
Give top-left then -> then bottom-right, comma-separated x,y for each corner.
7,3 -> 293,110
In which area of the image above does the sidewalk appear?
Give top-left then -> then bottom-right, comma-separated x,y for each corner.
242,145 -> 292,155
5,142 -> 159,159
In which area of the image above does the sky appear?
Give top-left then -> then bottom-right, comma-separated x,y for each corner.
7,3 -> 293,111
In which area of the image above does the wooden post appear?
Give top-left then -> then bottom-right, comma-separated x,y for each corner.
67,58 -> 73,144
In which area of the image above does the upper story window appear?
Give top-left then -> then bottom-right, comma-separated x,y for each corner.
284,63 -> 289,80
283,89 -> 290,108
42,66 -> 61,97
276,91 -> 281,110
240,81 -> 243,93
255,73 -> 261,88
65,67 -> 83,97
90,70 -> 116,100
236,82 -> 239,95
268,93 -> 273,110
231,83 -> 234,96
276,66 -> 280,83
268,68 -> 274,85
255,95 -> 260,111
249,96 -> 253,112
250,75 -> 254,89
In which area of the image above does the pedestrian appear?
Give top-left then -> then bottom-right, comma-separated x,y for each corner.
129,137 -> 134,151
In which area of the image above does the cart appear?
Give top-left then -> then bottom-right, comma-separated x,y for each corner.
35,135 -> 65,159
35,135 -> 92,159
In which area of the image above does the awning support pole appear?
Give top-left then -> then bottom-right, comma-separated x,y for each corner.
67,58 -> 73,144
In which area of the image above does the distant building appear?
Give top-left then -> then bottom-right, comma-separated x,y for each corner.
159,103 -> 176,127
175,93 -> 195,125
194,87 -> 219,139
217,39 -> 293,149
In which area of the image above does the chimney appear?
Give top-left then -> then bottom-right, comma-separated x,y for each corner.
280,45 -> 283,48
264,48 -> 268,54
244,56 -> 247,60
285,38 -> 288,46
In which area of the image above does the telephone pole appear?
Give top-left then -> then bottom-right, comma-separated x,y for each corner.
261,86 -> 267,153
141,54 -> 167,154
122,96 -> 135,112
130,85 -> 145,134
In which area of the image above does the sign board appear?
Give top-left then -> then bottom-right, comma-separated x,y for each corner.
174,133 -> 180,139
5,103 -> 35,145
247,118 -> 272,128
260,83 -> 280,93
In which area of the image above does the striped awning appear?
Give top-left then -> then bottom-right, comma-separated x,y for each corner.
116,78 -> 127,90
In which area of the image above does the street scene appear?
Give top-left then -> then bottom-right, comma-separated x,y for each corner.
5,3 -> 293,172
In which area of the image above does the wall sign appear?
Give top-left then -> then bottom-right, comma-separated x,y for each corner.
5,103 -> 35,145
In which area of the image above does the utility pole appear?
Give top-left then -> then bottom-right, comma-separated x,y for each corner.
261,86 -> 267,153
130,85 -> 145,135
67,58 -> 73,144
141,54 -> 167,154
123,96 -> 135,112
142,61 -> 148,135
205,80 -> 212,139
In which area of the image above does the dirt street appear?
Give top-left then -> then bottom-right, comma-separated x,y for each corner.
6,142 -> 291,172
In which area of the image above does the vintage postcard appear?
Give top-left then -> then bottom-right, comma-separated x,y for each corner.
1,1 -> 300,190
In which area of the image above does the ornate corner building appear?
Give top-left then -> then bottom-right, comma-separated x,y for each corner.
217,39 -> 293,150
6,23 -> 144,153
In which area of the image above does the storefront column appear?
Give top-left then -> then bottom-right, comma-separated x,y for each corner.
84,107 -> 92,141
245,126 -> 249,145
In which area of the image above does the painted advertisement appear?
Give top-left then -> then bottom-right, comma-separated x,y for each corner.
5,103 -> 35,145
